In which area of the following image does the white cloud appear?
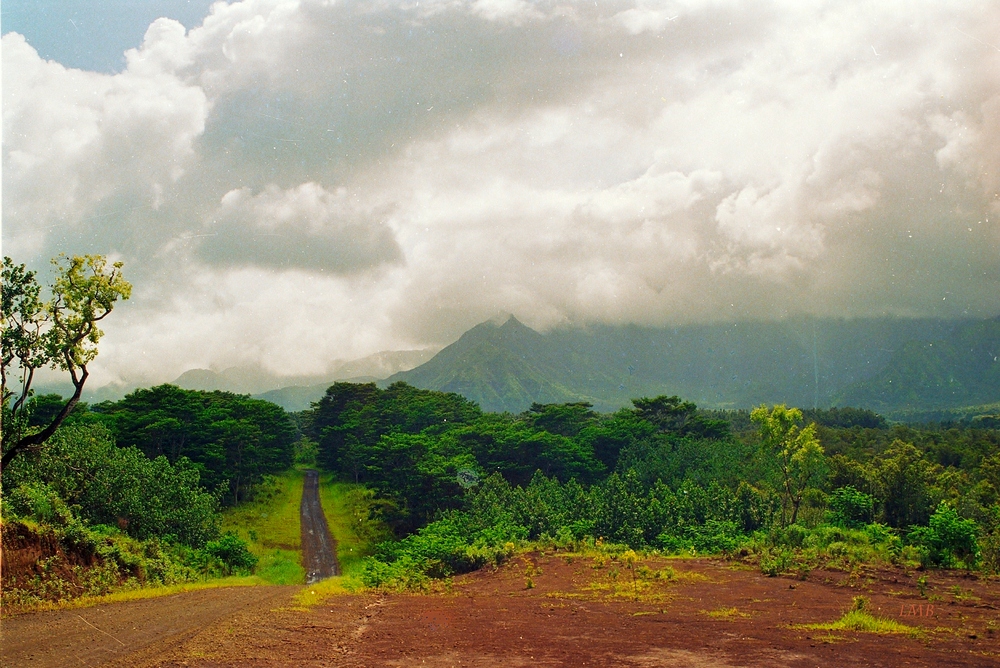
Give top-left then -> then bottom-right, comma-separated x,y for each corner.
3,0 -> 999,386
2,31 -> 208,258
200,181 -> 401,271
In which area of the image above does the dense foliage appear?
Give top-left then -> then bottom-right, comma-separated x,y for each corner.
3,423 -> 221,546
2,387 -> 289,608
92,384 -> 297,504
298,383 -> 1000,587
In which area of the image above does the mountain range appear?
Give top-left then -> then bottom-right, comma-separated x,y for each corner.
45,349 -> 435,409
385,316 -> 1000,415
173,349 -> 436,409
49,315 -> 1000,416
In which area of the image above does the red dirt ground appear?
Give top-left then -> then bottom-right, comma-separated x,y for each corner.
126,552 -> 1000,667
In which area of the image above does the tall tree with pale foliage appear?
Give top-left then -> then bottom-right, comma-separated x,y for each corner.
2,254 -> 131,468
751,404 -> 825,526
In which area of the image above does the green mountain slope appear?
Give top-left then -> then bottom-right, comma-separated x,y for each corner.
835,318 -> 1000,412
389,316 -> 998,414
385,317 -> 600,412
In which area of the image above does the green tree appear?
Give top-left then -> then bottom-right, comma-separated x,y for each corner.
3,423 -> 220,545
751,404 -> 826,526
93,385 -> 295,504
2,255 -> 131,467
632,395 -> 730,439
868,440 -> 935,528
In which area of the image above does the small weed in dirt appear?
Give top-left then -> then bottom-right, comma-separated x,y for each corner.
703,606 -> 750,619
949,585 -> 980,602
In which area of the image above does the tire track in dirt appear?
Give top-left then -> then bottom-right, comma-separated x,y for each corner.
0,585 -> 296,668
300,468 -> 339,583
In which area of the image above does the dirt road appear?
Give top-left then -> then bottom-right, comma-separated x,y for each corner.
0,585 -> 295,668
301,469 -> 339,583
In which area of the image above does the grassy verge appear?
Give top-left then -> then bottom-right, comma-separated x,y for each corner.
221,468 -> 306,585
6,577 -> 263,615
8,469 -> 384,612
316,475 -> 389,576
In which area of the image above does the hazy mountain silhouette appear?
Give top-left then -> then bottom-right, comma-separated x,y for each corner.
384,317 -> 601,412
388,316 -> 999,414
834,317 -> 1000,411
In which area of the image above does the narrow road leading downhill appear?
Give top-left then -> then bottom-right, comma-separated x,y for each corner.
300,469 -> 339,583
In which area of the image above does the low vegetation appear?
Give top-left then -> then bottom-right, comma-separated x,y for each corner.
219,469 -> 306,585
796,596 -> 919,637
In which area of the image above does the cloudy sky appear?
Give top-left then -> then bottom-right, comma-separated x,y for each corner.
3,0 -> 999,388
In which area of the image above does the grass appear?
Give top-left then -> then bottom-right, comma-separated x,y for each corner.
316,474 -> 390,578
3,577 -> 262,616
800,610 -> 919,635
291,576 -> 358,608
7,467 -> 378,614
289,474 -> 390,603
220,468 -> 388,601
794,596 -> 920,637
704,606 -> 750,619
221,468 -> 306,585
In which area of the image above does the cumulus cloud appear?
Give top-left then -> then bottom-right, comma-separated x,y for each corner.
3,0 -> 999,386
199,182 -> 401,271
2,30 -> 208,258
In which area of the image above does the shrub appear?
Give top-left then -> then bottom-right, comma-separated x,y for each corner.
908,503 -> 979,568
202,532 -> 258,574
3,424 -> 221,546
656,520 -> 745,555
827,486 -> 876,528
362,512 -> 521,589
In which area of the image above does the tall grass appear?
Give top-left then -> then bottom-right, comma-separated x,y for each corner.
221,469 -> 306,585
317,475 -> 391,577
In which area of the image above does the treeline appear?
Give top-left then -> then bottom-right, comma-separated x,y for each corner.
90,384 -> 297,504
18,384 -> 298,506
297,382 -> 1000,586
5,376 -> 999,601
7,384 -> 298,544
2,385 -> 296,606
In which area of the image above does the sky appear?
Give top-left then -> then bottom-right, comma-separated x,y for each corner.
3,0 -> 999,389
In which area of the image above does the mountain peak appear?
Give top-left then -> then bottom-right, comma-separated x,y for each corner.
499,315 -> 529,330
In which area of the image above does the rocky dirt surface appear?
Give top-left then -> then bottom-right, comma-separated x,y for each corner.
13,552 -> 991,668
301,469 -> 339,583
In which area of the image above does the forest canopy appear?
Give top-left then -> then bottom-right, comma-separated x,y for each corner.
90,384 -> 297,504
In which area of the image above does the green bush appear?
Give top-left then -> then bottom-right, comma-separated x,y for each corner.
908,503 -> 979,568
361,511 -> 521,589
3,424 -> 221,546
827,486 -> 876,528
202,532 -> 258,574
656,520 -> 745,555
